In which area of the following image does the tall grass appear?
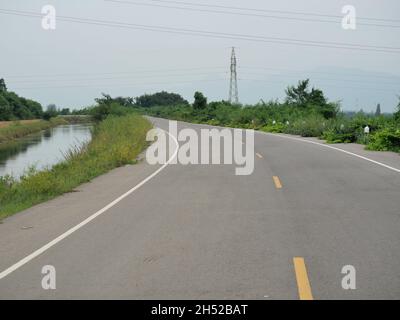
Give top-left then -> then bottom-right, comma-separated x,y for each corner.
0,114 -> 152,220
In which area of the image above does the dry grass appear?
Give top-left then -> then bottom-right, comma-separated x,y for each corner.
0,118 -> 67,144
0,119 -> 41,128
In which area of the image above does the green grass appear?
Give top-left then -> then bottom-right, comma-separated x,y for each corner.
0,113 -> 152,220
0,118 -> 68,143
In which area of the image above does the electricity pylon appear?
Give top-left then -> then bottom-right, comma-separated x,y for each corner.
228,47 -> 239,104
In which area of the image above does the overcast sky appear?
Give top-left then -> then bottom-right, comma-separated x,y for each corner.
1,0 -> 399,112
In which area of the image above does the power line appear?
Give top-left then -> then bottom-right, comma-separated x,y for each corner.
3,67 -> 227,79
238,71 -> 400,87
0,8 -> 399,54
6,71 -> 228,84
7,70 -> 398,90
4,65 -> 398,83
240,66 -> 400,81
105,0 -> 400,29
4,67 -> 399,92
11,78 -> 227,90
141,0 -> 400,24
10,75 -> 397,94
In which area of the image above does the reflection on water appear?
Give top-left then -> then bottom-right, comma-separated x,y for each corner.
0,124 -> 92,178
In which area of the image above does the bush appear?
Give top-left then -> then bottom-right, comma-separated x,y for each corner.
261,123 -> 285,133
322,129 -> 357,143
90,102 -> 130,121
367,127 -> 400,152
284,115 -> 326,137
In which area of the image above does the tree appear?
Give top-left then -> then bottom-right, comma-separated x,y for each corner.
0,82 -> 43,120
90,102 -> 129,121
0,78 -> 7,92
285,79 -> 310,106
308,88 -> 327,106
394,97 -> 400,122
6,92 -> 34,119
60,108 -> 71,115
285,79 -> 337,118
95,93 -> 113,105
25,99 -> 43,118
320,102 -> 340,119
135,91 -> 189,108
0,95 -> 12,120
375,103 -> 381,116
285,79 -> 328,107
193,91 -> 207,110
42,104 -> 58,120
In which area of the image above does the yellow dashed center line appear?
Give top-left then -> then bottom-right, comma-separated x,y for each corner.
272,176 -> 282,189
293,257 -> 314,300
256,153 -> 263,159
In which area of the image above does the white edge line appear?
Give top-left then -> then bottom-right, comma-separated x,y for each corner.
162,117 -> 400,174
0,128 -> 179,280
259,131 -> 400,174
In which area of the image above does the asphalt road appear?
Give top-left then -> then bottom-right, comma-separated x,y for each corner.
0,117 -> 399,299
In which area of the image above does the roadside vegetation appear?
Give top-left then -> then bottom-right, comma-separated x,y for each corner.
1,80 -> 398,218
67,84 -> 399,153
134,81 -> 400,153
0,103 -> 152,219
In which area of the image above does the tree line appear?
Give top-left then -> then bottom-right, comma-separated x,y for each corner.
0,79 -> 43,120
0,78 -> 74,121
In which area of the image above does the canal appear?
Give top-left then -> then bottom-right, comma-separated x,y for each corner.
0,123 -> 92,179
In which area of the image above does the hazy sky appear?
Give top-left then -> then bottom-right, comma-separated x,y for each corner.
1,0 -> 399,112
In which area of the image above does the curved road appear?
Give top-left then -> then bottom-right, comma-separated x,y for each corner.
0,117 -> 399,299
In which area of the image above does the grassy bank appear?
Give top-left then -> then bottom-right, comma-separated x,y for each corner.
0,118 -> 68,144
0,119 -> 41,128
58,115 -> 93,124
0,113 -> 152,220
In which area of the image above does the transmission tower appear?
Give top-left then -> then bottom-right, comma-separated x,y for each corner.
228,47 -> 239,104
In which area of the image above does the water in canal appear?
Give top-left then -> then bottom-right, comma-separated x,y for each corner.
0,124 -> 92,179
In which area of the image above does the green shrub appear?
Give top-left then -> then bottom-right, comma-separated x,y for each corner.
90,102 -> 131,121
284,115 -> 326,137
367,127 -> 400,152
261,123 -> 285,133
